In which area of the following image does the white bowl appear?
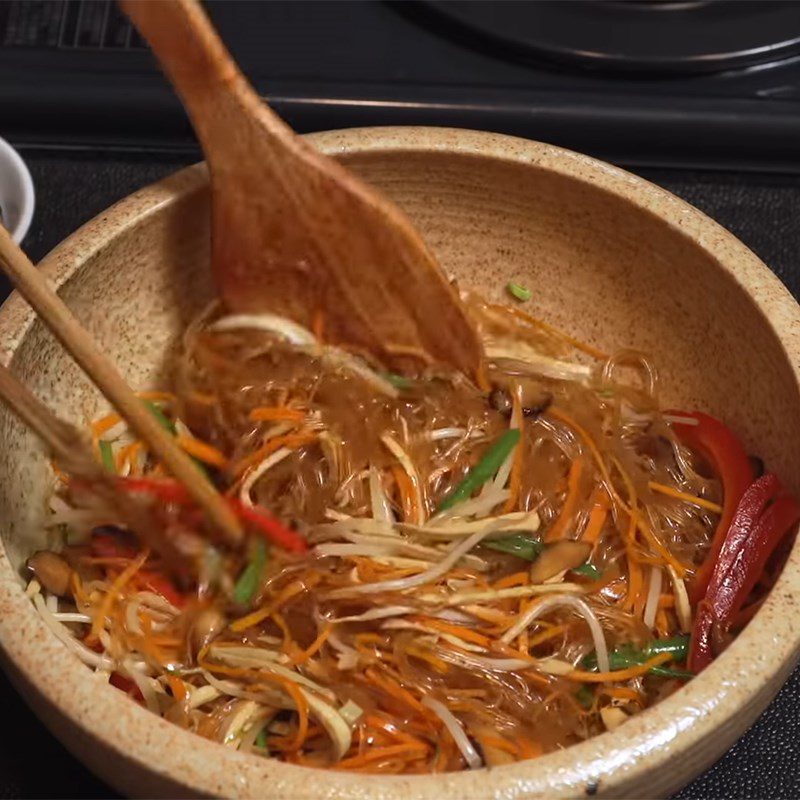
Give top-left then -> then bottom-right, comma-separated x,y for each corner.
0,137 -> 35,243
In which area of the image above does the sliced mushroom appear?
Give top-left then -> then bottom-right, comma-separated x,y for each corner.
190,606 -> 227,655
27,550 -> 73,597
489,387 -> 513,416
529,540 -> 592,584
489,376 -> 552,417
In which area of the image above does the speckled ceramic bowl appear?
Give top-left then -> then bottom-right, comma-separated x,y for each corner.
0,128 -> 798,799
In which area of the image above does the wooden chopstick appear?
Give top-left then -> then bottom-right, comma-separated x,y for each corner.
0,360 -> 102,479
0,361 -> 190,574
0,225 -> 242,545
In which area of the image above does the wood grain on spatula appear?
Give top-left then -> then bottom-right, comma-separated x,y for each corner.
121,0 -> 483,379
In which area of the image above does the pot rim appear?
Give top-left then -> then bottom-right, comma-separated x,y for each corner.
0,126 -> 798,799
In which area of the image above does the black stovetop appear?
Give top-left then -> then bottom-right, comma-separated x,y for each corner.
4,0 -> 800,171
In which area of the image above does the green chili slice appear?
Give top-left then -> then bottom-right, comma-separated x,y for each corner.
233,539 -> 268,604
144,400 -> 176,435
571,562 -> 601,579
507,282 -> 532,302
581,635 -> 692,679
98,440 -> 115,474
484,532 -> 543,561
437,429 -> 520,512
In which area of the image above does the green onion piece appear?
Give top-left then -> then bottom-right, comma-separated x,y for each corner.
644,635 -> 690,659
437,429 -> 521,511
98,440 -> 115,473
581,635 -> 692,679
507,282 -> 532,302
575,684 -> 594,710
384,373 -> 413,390
571,562 -> 601,579
144,400 -> 211,477
484,532 -> 543,561
255,729 -> 268,750
649,666 -> 696,680
144,400 -> 176,435
233,539 -> 268,604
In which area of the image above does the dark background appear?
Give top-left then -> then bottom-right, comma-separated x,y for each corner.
1,151 -> 800,800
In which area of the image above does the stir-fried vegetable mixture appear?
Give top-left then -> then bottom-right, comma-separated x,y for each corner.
26,292 -> 799,772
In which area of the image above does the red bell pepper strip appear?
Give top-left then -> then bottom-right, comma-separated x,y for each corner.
228,499 -> 308,554
110,672 -> 143,700
116,476 -> 307,554
705,474 -> 779,618
118,477 -> 192,504
138,570 -> 186,607
668,411 -> 754,603
91,530 -> 137,560
689,473 -> 800,673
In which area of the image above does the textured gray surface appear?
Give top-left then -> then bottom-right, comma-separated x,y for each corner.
1,151 -> 800,799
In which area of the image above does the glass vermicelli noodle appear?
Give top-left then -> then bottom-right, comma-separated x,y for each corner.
25,287 -> 800,773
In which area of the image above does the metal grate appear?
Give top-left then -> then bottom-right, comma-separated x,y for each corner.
0,0 -> 145,50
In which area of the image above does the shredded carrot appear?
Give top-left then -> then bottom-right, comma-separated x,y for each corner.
658,594 -> 675,608
70,571 -> 87,607
647,481 -> 723,515
493,571 -> 529,590
90,393 -> 175,438
475,360 -> 492,393
462,604 -> 513,625
175,435 -> 228,468
547,408 -> 683,580
335,742 -> 429,770
615,457 -> 687,577
477,734 -> 518,755
365,668 -> 427,716
51,460 -> 68,484
137,613 -> 169,665
568,652 -> 672,683
90,550 -> 149,641
544,457 -> 584,542
271,611 -> 294,652
581,491 -> 610,544
547,408 -> 626,511
517,737 -> 543,759
413,617 -> 491,648
355,632 -> 386,651
190,391 -> 217,406
290,624 -> 332,665
312,309 -> 325,341
262,672 -> 309,751
91,411 -> 123,438
599,686 -> 643,704
167,674 -> 187,702
136,391 -> 176,403
231,431 -> 316,477
406,645 -> 449,674
116,440 -> 144,474
502,384 -> 524,513
363,714 -> 428,747
525,623 -> 567,649
392,464 -> 417,524
489,302 -> 608,360
229,578 -> 310,632
655,608 -> 673,638
624,551 -> 643,613
248,406 -> 306,424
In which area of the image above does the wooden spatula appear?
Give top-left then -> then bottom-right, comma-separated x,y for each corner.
121,0 -> 483,380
